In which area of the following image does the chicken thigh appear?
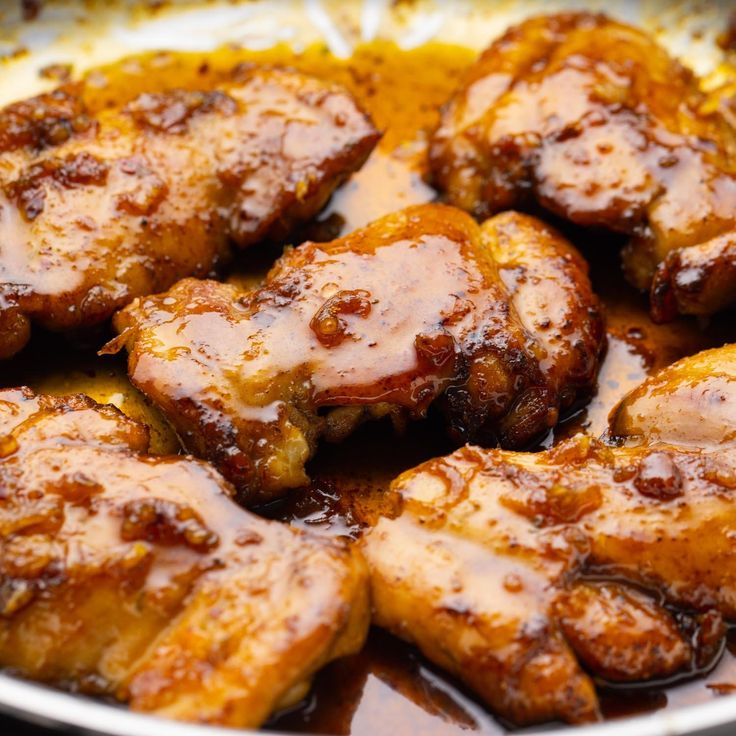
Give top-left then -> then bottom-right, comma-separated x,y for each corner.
609,343 -> 736,448
0,68 -> 379,358
430,12 -> 736,321
361,435 -> 732,725
110,204 -> 604,504
0,387 -> 369,727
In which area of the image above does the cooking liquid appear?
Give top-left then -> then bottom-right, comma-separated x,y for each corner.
2,40 -> 736,734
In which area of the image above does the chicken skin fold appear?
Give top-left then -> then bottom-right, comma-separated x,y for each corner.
0,387 -> 369,727
609,343 -> 736,449
110,203 -> 604,504
361,435 -> 732,725
430,12 -> 736,321
0,68 -> 379,359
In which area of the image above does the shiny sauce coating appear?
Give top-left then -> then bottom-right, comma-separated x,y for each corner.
2,40 -> 736,735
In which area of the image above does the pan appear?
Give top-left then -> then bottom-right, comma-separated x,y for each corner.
1,1 -> 735,734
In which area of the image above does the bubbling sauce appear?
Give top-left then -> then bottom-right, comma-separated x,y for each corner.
2,40 -> 736,734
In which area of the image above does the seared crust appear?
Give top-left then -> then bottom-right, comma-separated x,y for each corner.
0,70 -> 379,358
650,232 -> 736,321
110,203 -> 604,503
609,343 -> 736,448
361,435 -> 732,725
430,12 -> 736,320
0,387 -> 369,727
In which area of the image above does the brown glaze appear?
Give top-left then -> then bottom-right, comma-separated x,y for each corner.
78,42 -> 472,237
0,69 -> 379,358
360,435 -> 736,726
109,204 -> 603,504
609,343 -> 736,448
430,11 -> 736,321
268,627 -> 504,735
268,261 -> 734,733
0,387 -> 369,727
553,235 -> 735,443
363,511 -> 601,726
1,38 -> 735,735
554,582 -> 691,683
1,339 -> 181,455
651,232 -> 736,323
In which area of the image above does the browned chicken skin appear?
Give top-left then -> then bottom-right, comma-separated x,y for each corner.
357,343 -> 736,725
0,69 -> 379,359
652,232 -> 736,320
0,387 -> 369,727
109,203 -> 604,504
430,12 -> 736,321
610,343 -> 736,448
361,435 -> 733,726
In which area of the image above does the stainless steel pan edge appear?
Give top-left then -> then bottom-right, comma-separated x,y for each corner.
2,672 -> 736,736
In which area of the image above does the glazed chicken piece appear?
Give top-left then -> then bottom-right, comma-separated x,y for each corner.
609,343 -> 736,448
109,203 -> 604,504
361,435 -> 733,725
0,387 -> 369,727
430,12 -> 736,321
0,69 -> 379,358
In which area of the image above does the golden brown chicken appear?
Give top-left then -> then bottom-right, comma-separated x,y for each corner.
361,435 -> 732,725
0,69 -> 379,359
109,203 -> 604,504
430,12 -> 736,321
0,387 -> 369,727
609,343 -> 736,448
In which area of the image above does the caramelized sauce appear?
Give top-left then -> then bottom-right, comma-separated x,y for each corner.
2,332 -> 178,455
0,387 -> 370,727
268,629 -> 505,736
2,40 -> 736,734
78,42 -> 472,235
